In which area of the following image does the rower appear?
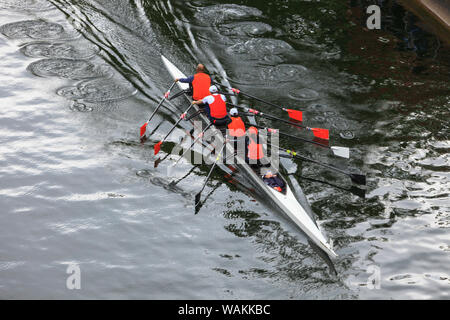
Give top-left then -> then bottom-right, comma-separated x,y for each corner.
245,126 -> 267,169
227,107 -> 246,153
227,108 -> 246,137
192,85 -> 231,126
261,168 -> 285,193
175,64 -> 211,101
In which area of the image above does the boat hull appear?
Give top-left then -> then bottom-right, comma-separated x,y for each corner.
161,55 -> 337,258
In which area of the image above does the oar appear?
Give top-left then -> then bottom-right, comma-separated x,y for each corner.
168,165 -> 199,188
140,81 -> 176,138
273,144 -> 366,185
230,88 -> 303,121
230,103 -> 329,140
196,182 -> 222,214
171,123 -> 213,167
247,123 -> 349,158
194,143 -> 227,214
289,173 -> 365,198
154,103 -> 195,155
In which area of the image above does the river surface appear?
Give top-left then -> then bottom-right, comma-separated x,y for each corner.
0,0 -> 449,299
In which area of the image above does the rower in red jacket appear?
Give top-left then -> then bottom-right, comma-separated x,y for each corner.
227,107 -> 246,153
175,64 -> 211,100
193,85 -> 231,126
245,126 -> 266,168
227,108 -> 246,138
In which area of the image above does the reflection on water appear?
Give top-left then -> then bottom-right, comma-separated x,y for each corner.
0,0 -> 448,299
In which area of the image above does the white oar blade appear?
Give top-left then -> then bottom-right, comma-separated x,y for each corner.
331,146 -> 350,159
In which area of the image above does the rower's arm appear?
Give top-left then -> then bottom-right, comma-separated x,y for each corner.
176,75 -> 194,83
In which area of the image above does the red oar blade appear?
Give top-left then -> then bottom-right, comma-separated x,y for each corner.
154,141 -> 162,155
285,109 -> 303,121
311,128 -> 329,140
140,123 -> 148,138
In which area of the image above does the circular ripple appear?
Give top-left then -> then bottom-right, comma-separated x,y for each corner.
228,65 -> 305,87
58,78 -> 136,103
217,22 -> 272,37
20,42 -> 98,59
313,116 -> 327,123
227,38 -> 292,63
330,118 -> 350,130
263,64 -> 308,82
288,88 -> 319,101
136,169 -> 152,178
309,103 -> 328,112
228,70 -> 265,86
0,0 -> 54,12
69,102 -> 93,112
195,4 -> 262,25
0,20 -> 64,39
340,131 -> 355,140
56,86 -> 84,100
27,58 -> 110,80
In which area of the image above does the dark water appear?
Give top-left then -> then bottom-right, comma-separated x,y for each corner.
0,0 -> 448,299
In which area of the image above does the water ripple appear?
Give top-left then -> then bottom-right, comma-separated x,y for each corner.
20,42 -> 98,59
217,22 -> 272,37
27,58 -> 111,80
0,0 -> 54,12
288,88 -> 319,101
227,38 -> 293,63
57,77 -> 137,103
0,20 -> 64,39
195,4 -> 262,25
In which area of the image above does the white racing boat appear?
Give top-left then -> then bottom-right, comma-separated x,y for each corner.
161,55 -> 337,258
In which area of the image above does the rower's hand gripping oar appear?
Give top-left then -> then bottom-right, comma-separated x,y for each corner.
275,145 -> 366,185
230,88 -> 303,121
194,142 -> 227,214
154,103 -> 195,155
140,81 -> 177,138
248,123 -> 349,158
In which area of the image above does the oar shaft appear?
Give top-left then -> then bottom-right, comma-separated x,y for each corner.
146,82 -> 177,123
239,91 -> 283,110
270,143 -> 350,176
198,143 -> 227,195
247,123 -> 329,148
228,103 -> 304,129
176,123 -> 212,164
161,103 -> 195,142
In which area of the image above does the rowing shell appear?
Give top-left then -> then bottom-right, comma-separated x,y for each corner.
161,55 -> 337,258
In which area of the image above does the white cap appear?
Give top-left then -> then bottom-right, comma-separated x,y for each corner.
209,85 -> 218,93
261,167 -> 273,176
230,108 -> 238,116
